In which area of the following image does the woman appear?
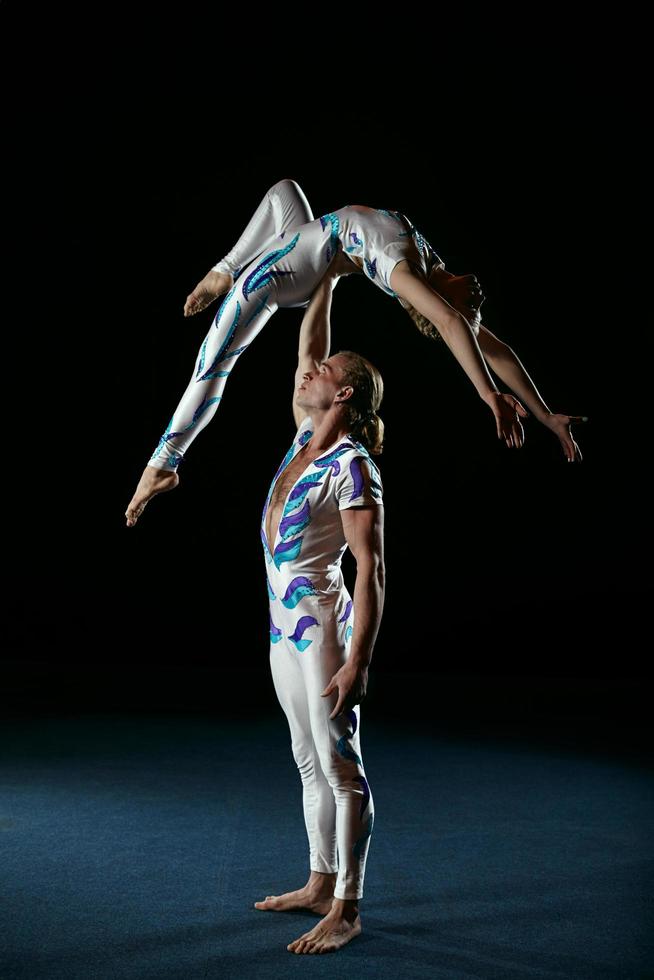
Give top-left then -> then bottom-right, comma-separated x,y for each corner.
125,179 -> 586,527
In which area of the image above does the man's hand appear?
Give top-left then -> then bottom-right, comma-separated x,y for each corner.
321,662 -> 369,719
327,247 -> 365,280
430,269 -> 485,312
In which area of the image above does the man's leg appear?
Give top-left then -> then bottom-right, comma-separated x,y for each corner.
286,638 -> 372,953
255,640 -> 338,915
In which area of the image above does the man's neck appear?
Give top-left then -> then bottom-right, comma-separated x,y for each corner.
306,412 -> 350,453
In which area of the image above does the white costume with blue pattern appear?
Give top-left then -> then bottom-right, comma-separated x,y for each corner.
262,413 -> 383,901
147,179 -> 444,472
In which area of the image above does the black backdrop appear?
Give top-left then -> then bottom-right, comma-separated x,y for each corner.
3,14 -> 649,739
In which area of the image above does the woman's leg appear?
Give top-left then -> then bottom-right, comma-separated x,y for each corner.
149,282 -> 279,471
212,178 -> 314,277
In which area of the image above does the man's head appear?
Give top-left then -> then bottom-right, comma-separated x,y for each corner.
297,351 -> 384,455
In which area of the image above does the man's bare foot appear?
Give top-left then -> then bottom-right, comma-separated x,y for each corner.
183,270 -> 234,318
125,465 -> 179,527
254,870 -> 336,917
287,898 -> 361,954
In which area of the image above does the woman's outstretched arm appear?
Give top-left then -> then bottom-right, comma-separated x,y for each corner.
476,323 -> 587,462
390,261 -> 528,449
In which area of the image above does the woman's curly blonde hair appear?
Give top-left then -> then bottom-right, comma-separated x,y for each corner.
398,265 -> 482,342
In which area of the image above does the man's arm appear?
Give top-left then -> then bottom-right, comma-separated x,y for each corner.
292,274 -> 337,427
340,505 -> 385,670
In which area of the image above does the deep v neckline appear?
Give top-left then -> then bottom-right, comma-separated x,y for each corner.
266,426 -> 352,552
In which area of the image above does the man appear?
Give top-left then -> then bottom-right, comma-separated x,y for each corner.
255,250 -> 385,954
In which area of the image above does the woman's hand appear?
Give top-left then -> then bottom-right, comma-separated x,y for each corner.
542,412 -> 588,462
485,391 -> 530,449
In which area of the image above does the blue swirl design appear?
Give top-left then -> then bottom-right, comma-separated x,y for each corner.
336,707 -> 362,764
266,577 -> 276,600
319,212 -> 341,263
376,209 -> 404,222
270,613 -> 282,644
347,457 -> 382,503
241,292 -> 272,330
352,813 -> 374,860
298,427 -> 313,446
273,536 -> 302,570
197,298 -> 242,381
285,472 -> 324,509
196,284 -> 237,378
313,443 -> 354,475
260,526 -> 273,565
288,615 -> 319,652
364,257 -> 377,280
242,233 -> 300,300
348,457 -> 366,502
281,575 -> 318,609
149,415 -> 175,461
279,498 -> 312,541
339,600 -> 353,623
354,773 -> 370,819
336,734 -> 362,766
149,395 -> 222,461
345,625 -> 353,643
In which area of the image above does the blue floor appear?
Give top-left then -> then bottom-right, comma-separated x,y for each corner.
0,713 -> 652,979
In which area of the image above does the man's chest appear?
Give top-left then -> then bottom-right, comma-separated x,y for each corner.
265,445 -> 325,546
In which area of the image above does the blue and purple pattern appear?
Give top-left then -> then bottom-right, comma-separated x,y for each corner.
338,600 -> 353,624
288,615 -> 319,652
346,457 -> 383,503
352,813 -> 374,860
269,613 -> 282,644
336,709 -> 363,766
242,233 -> 300,300
197,299 -> 242,381
281,576 -> 318,609
319,212 -> 341,264
149,394 -> 223,462
278,498 -> 311,542
364,257 -> 377,280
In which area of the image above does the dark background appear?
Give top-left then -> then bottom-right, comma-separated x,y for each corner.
3,14 -> 650,753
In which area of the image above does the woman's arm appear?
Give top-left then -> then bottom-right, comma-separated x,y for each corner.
390,262 -> 528,448
476,323 -> 550,420
477,323 -> 588,462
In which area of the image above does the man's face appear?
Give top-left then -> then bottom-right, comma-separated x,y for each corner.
297,355 -> 351,413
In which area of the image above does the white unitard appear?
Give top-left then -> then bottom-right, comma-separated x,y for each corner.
263,413 -> 384,900
147,178 -> 445,471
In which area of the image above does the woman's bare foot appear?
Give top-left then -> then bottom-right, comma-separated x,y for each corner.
287,898 -> 362,954
125,466 -> 179,527
254,870 -> 336,916
183,270 -> 234,318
